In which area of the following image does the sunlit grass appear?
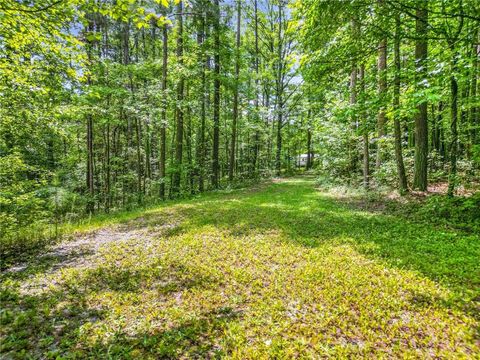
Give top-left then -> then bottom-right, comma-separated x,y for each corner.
1,178 -> 479,358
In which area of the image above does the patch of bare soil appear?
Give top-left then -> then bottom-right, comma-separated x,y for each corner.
3,220 -> 181,291
17,221 -> 180,296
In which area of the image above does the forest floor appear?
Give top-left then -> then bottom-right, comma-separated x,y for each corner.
1,177 -> 479,359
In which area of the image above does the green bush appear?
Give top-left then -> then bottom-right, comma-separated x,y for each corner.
0,153 -> 51,259
417,193 -> 480,232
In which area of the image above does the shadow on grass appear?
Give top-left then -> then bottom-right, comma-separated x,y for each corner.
0,258 -> 228,358
1,178 -> 478,357
167,180 -> 479,301
84,307 -> 241,358
1,247 -> 95,283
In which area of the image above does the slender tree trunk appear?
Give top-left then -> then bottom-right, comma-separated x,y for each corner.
212,0 -> 221,188
376,0 -> 387,169
359,64 -> 369,189
172,2 -> 184,196
185,85 -> 194,193
86,17 -> 95,214
197,13 -> 206,192
306,123 -> 313,170
252,0 -> 260,174
436,102 -> 444,153
275,2 -> 284,176
448,53 -> 459,196
229,0 -> 241,182
349,64 -> 358,174
105,121 -> 111,211
470,29 -> 479,152
159,20 -> 168,200
413,4 -> 428,191
134,116 -> 143,203
394,14 -> 408,193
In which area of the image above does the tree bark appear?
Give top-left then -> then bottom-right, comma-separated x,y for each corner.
376,0 -> 387,169
197,13 -> 206,192
172,1 -> 184,196
359,64 -> 369,189
413,4 -> 428,191
448,54 -> 459,196
393,14 -> 408,193
470,29 -> 479,154
229,0 -> 241,181
306,123 -> 313,170
275,1 -> 284,176
252,0 -> 260,174
159,19 -> 168,200
212,0 -> 221,188
86,16 -> 95,214
349,63 -> 358,174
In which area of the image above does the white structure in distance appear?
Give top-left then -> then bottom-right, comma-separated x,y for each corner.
296,153 -> 313,167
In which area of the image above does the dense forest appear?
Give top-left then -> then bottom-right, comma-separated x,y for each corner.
1,0 -> 480,358
1,0 -> 479,245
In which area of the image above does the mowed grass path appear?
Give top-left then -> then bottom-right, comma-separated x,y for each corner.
1,178 -> 479,358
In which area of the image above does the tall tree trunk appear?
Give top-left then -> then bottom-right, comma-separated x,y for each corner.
159,20 -> 168,200
470,29 -> 479,153
212,0 -> 221,188
197,13 -> 206,192
252,0 -> 260,174
134,116 -> 143,203
376,0 -> 387,169
172,2 -> 184,196
393,14 -> 408,193
185,85 -> 194,193
448,53 -> 459,196
413,4 -> 428,191
105,121 -> 111,211
229,0 -> 241,181
359,64 -> 369,189
275,1 -> 284,176
349,64 -> 358,174
86,16 -> 95,214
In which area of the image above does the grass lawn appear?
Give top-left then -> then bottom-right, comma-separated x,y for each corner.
1,178 -> 479,358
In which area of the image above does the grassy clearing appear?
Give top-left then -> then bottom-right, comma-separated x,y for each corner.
1,178 -> 479,358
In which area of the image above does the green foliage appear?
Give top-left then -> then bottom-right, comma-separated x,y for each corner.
417,193 -> 480,232
0,153 -> 49,247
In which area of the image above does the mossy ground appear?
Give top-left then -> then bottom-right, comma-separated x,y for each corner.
1,178 -> 479,358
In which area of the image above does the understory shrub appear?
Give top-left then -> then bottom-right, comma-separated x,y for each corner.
416,193 -> 480,232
